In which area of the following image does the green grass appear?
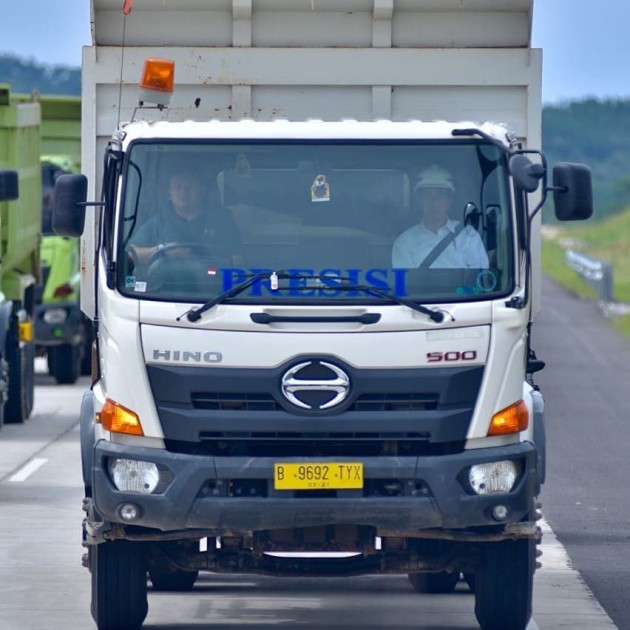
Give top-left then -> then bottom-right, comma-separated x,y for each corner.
541,208 -> 630,336
612,314 -> 630,337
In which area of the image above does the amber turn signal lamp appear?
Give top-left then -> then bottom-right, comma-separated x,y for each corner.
100,399 -> 144,436
488,399 -> 529,436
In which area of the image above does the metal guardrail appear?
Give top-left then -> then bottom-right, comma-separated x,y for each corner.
565,250 -> 614,303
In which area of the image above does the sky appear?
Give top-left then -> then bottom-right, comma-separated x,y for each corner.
0,0 -> 629,105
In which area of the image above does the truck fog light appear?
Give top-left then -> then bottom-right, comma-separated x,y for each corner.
109,458 -> 159,494
119,503 -> 141,521
469,460 -> 519,495
491,505 -> 509,521
43,308 -> 68,325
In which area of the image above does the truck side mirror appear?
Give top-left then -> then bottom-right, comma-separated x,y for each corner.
53,173 -> 88,237
552,163 -> 593,221
0,170 -> 19,201
509,154 -> 544,193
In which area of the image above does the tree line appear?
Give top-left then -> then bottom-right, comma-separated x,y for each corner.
0,54 -> 625,221
543,99 -> 630,221
0,54 -> 80,96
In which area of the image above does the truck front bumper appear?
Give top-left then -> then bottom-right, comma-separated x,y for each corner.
34,301 -> 83,346
90,440 -> 540,540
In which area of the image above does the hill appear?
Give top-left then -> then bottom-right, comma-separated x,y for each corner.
543,99 -> 630,221
0,54 -> 80,96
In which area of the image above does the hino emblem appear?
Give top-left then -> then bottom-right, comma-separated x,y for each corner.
281,360 -> 350,410
152,349 -> 223,363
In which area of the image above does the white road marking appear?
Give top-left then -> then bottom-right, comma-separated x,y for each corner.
9,457 -> 49,482
532,518 -> 618,629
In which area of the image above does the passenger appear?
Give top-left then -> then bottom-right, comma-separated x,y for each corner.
392,165 -> 488,269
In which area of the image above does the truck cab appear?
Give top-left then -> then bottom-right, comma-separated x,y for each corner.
56,115 -> 591,630
0,86 -> 40,426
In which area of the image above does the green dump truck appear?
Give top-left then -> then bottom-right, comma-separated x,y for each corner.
0,85 -> 39,425
34,96 -> 92,384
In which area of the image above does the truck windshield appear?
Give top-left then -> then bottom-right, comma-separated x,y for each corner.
118,140 -> 514,305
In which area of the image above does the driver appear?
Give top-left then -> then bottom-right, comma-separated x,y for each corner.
128,166 -> 242,268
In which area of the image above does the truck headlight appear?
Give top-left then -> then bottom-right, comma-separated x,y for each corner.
109,458 -> 159,494
468,460 -> 520,495
43,308 -> 68,325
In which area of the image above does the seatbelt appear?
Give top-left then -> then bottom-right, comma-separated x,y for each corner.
419,223 -> 464,270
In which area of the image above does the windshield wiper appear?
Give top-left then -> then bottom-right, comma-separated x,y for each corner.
179,270 -> 276,322
180,271 -> 447,323
181,270 -> 325,322
332,283 -> 446,322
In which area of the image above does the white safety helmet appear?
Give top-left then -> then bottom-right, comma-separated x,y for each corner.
414,164 -> 455,193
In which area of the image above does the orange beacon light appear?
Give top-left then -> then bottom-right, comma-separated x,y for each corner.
138,58 -> 175,108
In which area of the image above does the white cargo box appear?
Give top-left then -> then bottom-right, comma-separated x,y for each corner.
85,0 -> 539,169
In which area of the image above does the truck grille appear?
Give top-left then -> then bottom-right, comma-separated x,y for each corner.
166,432 -> 462,457
191,392 -> 439,412
148,362 -> 484,455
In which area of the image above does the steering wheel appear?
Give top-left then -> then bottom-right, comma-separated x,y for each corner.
147,242 -> 230,265
146,242 -> 231,292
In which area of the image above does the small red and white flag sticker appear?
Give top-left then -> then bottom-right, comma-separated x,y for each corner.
207,268 -> 218,276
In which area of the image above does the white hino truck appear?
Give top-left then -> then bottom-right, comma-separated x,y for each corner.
54,2 -> 592,629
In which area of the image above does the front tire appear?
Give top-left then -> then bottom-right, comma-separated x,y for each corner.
5,321 -> 31,424
90,540 -> 148,630
23,338 -> 35,417
49,343 -> 80,384
474,538 -> 535,630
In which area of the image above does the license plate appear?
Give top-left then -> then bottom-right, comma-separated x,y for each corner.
274,462 -> 363,490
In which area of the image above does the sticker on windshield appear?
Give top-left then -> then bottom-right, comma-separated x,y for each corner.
476,270 -> 498,292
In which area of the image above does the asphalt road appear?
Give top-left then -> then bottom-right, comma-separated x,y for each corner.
0,282 -> 625,630
535,275 -> 630,630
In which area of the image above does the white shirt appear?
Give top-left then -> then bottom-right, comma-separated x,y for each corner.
392,219 -> 489,269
